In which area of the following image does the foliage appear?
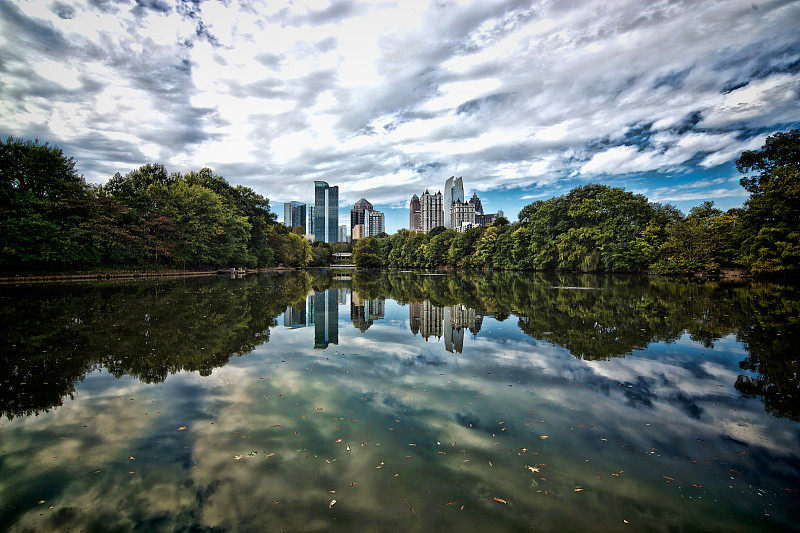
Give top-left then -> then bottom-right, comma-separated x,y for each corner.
735,130 -> 800,273
3,132 -> 799,275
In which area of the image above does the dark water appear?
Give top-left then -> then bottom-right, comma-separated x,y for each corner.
1,270 -> 798,532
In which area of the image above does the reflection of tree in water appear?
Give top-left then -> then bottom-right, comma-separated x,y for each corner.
733,283 -> 800,421
0,272 -> 311,419
350,270 -> 799,420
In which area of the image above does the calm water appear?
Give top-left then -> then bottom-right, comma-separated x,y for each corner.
1,270 -> 798,532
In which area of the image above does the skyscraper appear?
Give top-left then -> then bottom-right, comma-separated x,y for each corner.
443,176 -> 464,229
409,194 -> 421,231
351,198 -> 373,233
365,209 -> 385,236
420,189 -> 443,233
314,181 -> 339,243
283,201 -> 306,230
468,192 -> 483,216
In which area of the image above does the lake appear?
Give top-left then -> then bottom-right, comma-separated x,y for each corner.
1,270 -> 798,532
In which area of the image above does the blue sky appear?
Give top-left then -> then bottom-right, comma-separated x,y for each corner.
1,0 -> 799,233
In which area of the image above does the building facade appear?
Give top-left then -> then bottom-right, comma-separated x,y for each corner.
350,198 -> 373,233
468,192 -> 483,216
314,181 -> 339,243
451,199 -> 476,232
338,225 -> 349,243
365,209 -> 385,237
283,201 -> 306,230
409,194 -> 422,232
443,176 -> 464,229
420,189 -> 443,233
352,224 -> 365,240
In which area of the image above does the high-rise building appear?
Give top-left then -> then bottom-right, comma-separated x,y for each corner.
409,194 -> 421,232
365,209 -> 385,237
338,225 -> 348,243
451,199 -> 476,232
420,189 -> 443,233
283,201 -> 306,230
443,176 -> 464,229
468,192 -> 483,216
353,224 -> 365,240
314,181 -> 339,243
350,198 -> 373,233
307,205 -> 314,235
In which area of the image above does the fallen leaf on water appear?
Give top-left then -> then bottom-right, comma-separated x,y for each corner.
361,440 -> 370,447
329,499 -> 336,508
271,425 -> 282,428
527,466 -> 540,473
540,435 -> 549,439
493,497 -> 508,504
574,488 -> 583,492
692,484 -> 703,488
446,502 -> 459,506
234,455 -> 244,461
335,439 -> 343,443
177,427 -> 186,431
129,457 -> 135,461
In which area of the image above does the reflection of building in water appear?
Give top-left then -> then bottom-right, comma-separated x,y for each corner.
409,302 -> 422,335
409,300 -> 444,340
309,289 -> 338,349
351,292 -> 385,332
410,301 -> 485,352
283,299 -> 307,328
443,306 -> 464,353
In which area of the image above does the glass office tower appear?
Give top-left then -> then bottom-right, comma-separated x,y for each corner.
314,181 -> 339,243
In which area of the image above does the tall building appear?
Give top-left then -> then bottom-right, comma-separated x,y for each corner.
443,176 -> 464,229
307,205 -> 314,235
353,224 -> 365,240
409,194 -> 421,232
420,189 -> 443,233
283,201 -> 306,230
314,181 -> 339,243
350,198 -> 373,233
365,209 -> 385,237
338,225 -> 348,243
468,192 -> 483,216
451,199 -> 476,232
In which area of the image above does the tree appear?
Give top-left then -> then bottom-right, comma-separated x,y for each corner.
353,237 -> 382,268
735,129 -> 800,273
0,137 -> 87,204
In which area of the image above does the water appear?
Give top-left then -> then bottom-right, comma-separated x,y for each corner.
1,270 -> 798,532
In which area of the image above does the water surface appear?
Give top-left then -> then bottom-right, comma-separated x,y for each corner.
1,270 -> 798,532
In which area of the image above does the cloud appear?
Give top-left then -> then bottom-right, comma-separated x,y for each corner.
0,0 -> 798,225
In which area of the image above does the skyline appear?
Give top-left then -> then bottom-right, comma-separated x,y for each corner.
2,0 -> 799,233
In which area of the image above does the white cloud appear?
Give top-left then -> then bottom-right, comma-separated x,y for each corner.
0,0 -> 798,225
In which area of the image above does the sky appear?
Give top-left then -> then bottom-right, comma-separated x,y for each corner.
1,0 -> 799,233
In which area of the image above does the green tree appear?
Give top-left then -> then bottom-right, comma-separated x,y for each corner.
354,237 -> 383,268
735,130 -> 800,273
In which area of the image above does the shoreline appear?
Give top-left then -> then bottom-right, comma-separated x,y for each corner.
0,267 -> 299,284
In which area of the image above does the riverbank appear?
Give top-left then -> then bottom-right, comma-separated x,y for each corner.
0,267 -> 300,284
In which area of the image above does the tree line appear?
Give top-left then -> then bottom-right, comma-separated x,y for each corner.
2,130 -> 798,274
354,130 -> 799,275
1,138 -> 315,270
